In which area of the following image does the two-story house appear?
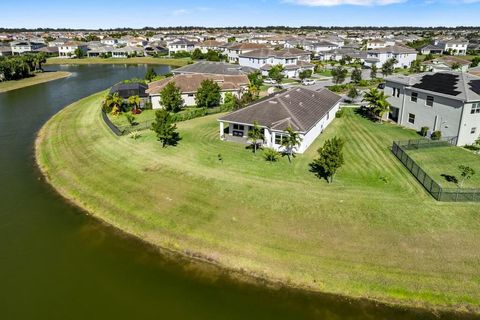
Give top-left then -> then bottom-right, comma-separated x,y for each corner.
58,41 -> 89,58
168,39 -> 196,55
225,43 -> 268,64
364,45 -> 417,69
238,48 -> 314,78
384,72 -> 480,146
10,41 -> 45,55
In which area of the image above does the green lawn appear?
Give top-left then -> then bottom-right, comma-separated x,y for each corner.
36,94 -> 480,314
108,109 -> 156,127
0,71 -> 71,93
316,69 -> 333,77
405,145 -> 480,189
46,56 -> 191,67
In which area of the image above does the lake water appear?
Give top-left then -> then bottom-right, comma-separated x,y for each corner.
0,64 -> 472,319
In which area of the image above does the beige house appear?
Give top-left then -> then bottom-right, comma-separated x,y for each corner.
147,74 -> 249,109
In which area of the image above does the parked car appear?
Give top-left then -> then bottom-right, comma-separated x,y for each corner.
302,79 -> 316,86
263,78 -> 277,85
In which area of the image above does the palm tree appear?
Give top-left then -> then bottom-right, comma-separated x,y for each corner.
248,121 -> 263,154
128,95 -> 140,114
103,93 -> 123,114
281,127 -> 303,163
362,88 -> 390,123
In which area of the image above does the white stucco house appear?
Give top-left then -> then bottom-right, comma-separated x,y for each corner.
363,45 -> 417,69
224,42 -> 268,64
146,74 -> 249,109
168,39 -> 196,55
10,41 -> 45,55
218,87 -> 342,154
238,48 -> 314,78
58,41 -> 88,58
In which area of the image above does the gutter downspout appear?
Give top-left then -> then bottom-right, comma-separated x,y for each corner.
456,101 -> 465,146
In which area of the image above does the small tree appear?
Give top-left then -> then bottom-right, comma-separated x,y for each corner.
247,121 -> 263,154
370,65 -> 377,79
145,67 -> 157,82
458,165 -> 475,188
191,48 -> 204,60
351,67 -> 362,84
74,48 -> 85,59
347,87 -> 359,102
268,64 -> 285,83
431,131 -> 442,140
382,58 -> 397,76
151,109 -> 179,148
125,113 -> 136,126
471,56 -> 480,68
299,69 -> 313,81
281,127 -> 302,163
222,92 -> 243,111
410,59 -> 422,73
263,148 -> 280,162
248,70 -> 263,88
102,93 -> 123,114
160,82 -> 183,113
311,137 -> 345,183
195,79 -> 221,108
331,66 -> 348,84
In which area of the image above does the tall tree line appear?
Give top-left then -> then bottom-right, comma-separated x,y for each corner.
0,52 -> 47,81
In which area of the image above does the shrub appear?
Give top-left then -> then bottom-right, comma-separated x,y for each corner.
263,148 -> 280,162
129,130 -> 141,140
431,131 -> 442,140
336,108 -> 345,118
420,126 -> 429,137
143,101 -> 153,109
125,113 -> 136,125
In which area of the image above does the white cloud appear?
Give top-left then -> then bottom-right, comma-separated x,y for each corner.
172,9 -> 188,16
285,0 -> 406,6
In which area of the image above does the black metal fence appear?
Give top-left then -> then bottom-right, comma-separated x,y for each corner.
392,138 -> 480,202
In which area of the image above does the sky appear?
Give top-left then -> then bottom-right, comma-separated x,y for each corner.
2,0 -> 480,29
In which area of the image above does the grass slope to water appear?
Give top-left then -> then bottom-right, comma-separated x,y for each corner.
406,146 -> 480,189
0,71 -> 71,93
45,57 -> 191,67
36,93 -> 480,314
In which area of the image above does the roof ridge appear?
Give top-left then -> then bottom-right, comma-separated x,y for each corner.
277,93 -> 304,131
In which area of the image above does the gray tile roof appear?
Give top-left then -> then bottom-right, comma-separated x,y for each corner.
218,87 -> 341,133
172,61 -> 256,76
386,71 -> 480,102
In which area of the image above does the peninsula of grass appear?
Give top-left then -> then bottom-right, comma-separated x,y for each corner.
0,71 -> 71,93
36,93 -> 480,315
45,56 -> 191,67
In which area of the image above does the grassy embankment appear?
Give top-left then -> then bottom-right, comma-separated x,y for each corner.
406,145 -> 480,189
0,71 -> 71,93
45,57 -> 191,67
36,93 -> 480,314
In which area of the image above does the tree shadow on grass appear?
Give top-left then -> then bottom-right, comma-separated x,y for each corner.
441,174 -> 458,185
309,162 -> 329,182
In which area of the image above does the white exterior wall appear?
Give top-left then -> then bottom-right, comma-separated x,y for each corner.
365,52 -> 417,68
297,102 -> 340,153
457,103 -> 480,145
58,45 -> 88,58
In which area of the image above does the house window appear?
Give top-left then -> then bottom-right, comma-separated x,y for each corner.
471,127 -> 477,134
471,103 -> 480,114
408,113 -> 415,124
411,92 -> 418,102
392,87 -> 396,96
274,133 -> 286,145
426,96 -> 434,107
233,124 -> 244,131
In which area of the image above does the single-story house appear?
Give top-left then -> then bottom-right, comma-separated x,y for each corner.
218,87 -> 341,154
110,82 -> 148,99
172,61 -> 257,76
146,74 -> 249,109
423,56 -> 471,73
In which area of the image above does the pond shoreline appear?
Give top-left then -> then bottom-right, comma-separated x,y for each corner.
34,92 -> 480,319
0,71 -> 71,93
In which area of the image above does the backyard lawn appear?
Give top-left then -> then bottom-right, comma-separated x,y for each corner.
405,145 -> 480,189
36,93 -> 480,314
